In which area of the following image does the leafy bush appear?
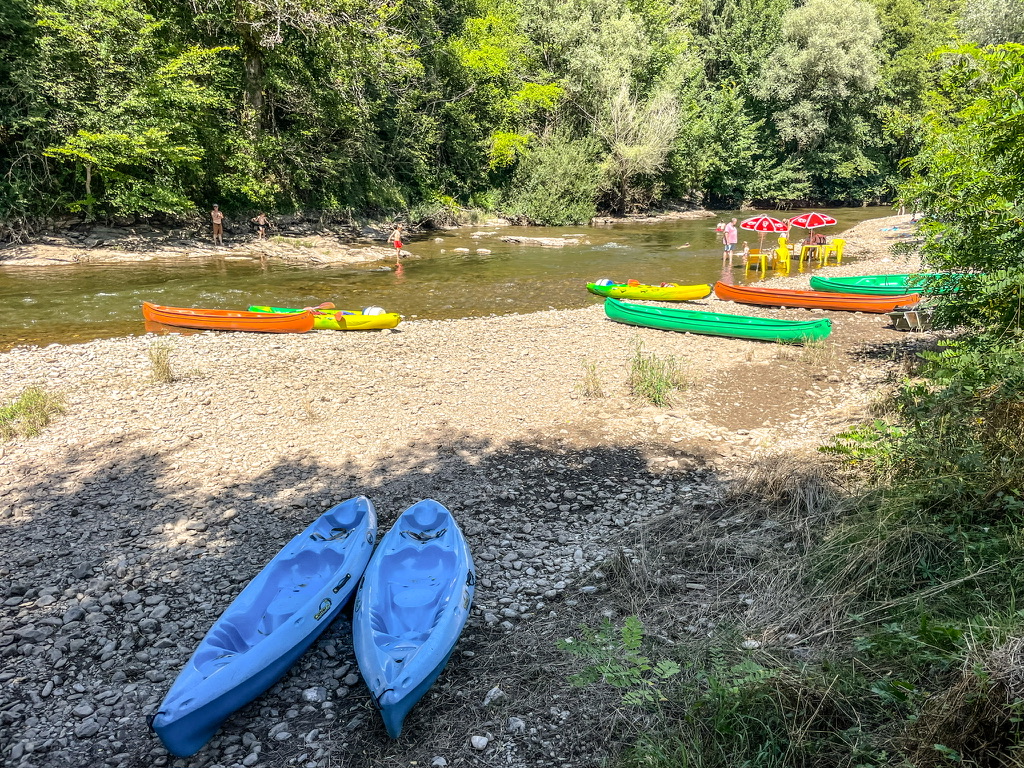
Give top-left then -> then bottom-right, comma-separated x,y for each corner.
820,339 -> 1024,609
560,616 -> 680,707
502,134 -> 602,226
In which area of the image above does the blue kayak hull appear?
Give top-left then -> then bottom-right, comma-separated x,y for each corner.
353,499 -> 475,738
152,497 -> 378,756
380,648 -> 456,739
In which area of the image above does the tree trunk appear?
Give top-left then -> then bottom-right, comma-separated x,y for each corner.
242,42 -> 264,131
235,1 -> 264,136
84,163 -> 93,221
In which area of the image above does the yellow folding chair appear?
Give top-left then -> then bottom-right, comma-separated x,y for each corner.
743,248 -> 769,276
774,244 -> 791,274
798,243 -> 821,268
821,237 -> 845,266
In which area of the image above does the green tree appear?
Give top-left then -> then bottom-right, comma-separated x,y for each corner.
959,0 -> 1024,45
902,43 -> 1024,336
598,84 -> 680,213
0,0 -> 38,219
503,132 -> 602,224
758,0 -> 884,200
869,0 -> 960,195
33,0 -> 231,216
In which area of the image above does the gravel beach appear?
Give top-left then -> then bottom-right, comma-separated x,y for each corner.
0,214 -> 930,768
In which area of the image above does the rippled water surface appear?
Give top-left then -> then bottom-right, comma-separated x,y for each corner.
0,207 -> 889,350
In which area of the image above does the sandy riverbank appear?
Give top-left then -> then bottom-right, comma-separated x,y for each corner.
0,215 -> 929,768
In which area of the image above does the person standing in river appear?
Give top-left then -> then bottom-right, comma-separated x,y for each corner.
251,212 -> 268,239
211,204 -> 225,246
722,217 -> 738,263
388,224 -> 405,266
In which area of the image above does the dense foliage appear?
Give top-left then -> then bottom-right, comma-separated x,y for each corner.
0,0 -> 977,225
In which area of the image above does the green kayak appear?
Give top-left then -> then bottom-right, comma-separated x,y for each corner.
604,298 -> 832,343
809,274 -> 945,296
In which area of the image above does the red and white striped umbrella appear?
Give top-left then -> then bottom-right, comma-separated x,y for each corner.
789,212 -> 837,229
739,215 -> 788,248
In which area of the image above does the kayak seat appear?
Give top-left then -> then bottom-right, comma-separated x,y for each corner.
317,504 -> 366,535
406,502 -> 449,533
226,548 -> 347,639
368,549 -> 458,642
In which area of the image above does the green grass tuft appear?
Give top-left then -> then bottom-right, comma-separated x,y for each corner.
628,340 -> 687,406
0,386 -> 66,440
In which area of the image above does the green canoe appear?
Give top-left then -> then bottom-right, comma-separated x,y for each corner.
604,298 -> 832,343
808,274 -> 946,296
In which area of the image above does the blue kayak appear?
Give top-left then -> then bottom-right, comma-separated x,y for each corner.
353,499 -> 475,738
151,497 -> 378,757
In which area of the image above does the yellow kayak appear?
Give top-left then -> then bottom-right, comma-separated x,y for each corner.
248,306 -> 402,331
586,281 -> 712,302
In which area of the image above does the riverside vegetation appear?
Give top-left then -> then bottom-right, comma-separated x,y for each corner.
559,44 -> 1024,766
0,0 -> 1018,233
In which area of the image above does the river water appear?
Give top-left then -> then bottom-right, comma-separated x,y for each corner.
0,207 -> 888,350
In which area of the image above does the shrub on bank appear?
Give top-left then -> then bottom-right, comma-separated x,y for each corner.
561,341 -> 1024,765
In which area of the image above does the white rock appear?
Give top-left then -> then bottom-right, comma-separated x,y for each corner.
471,735 -> 490,750
302,686 -> 328,703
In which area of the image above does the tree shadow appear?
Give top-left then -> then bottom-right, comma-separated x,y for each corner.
0,426 -> 722,767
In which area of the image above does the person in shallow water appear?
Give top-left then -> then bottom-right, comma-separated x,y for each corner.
211,204 -> 225,246
388,224 -> 405,266
722,218 -> 738,262
251,212 -> 268,239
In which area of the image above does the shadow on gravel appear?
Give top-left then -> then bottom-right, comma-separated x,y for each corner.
848,335 -> 939,364
1,428 -> 733,768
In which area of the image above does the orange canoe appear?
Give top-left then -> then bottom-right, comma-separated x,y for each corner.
713,282 -> 920,313
141,302 -> 316,333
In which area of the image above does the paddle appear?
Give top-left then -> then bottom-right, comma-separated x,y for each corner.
301,301 -> 336,315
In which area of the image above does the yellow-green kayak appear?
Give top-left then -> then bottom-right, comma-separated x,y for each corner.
248,306 -> 402,331
586,281 -> 711,302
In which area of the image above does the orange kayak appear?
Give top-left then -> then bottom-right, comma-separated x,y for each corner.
141,302 -> 315,333
713,282 -> 920,313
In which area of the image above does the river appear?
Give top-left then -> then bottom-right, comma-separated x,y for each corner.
0,207 -> 888,350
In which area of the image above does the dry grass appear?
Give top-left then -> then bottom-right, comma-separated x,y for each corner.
903,636 -> 1024,767
776,339 -> 840,366
723,452 -> 845,532
148,340 -> 175,383
800,340 -> 840,367
576,359 -> 606,399
594,453 -> 848,640
300,398 -> 321,423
